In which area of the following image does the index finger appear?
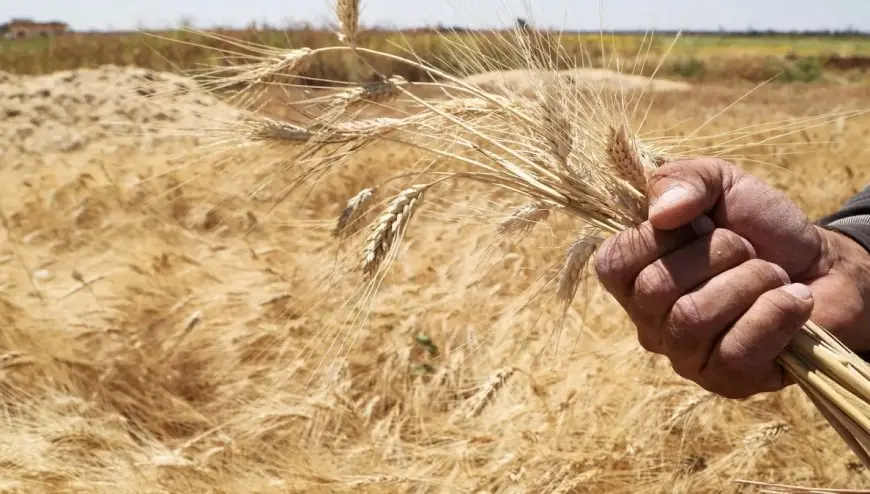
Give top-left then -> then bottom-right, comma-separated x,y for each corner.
594,216 -> 713,303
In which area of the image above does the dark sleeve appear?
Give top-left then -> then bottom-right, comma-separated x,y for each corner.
817,186 -> 870,253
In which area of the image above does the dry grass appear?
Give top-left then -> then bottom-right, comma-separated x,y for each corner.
2,14 -> 870,494
1,77 -> 869,494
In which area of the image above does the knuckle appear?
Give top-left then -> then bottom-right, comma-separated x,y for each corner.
710,157 -> 740,175
714,158 -> 744,187
742,259 -> 785,285
624,223 -> 658,258
758,289 -> 806,321
594,225 -> 656,288
711,229 -> 753,261
632,261 -> 673,303
669,293 -> 708,332
637,329 -> 660,353
594,234 -> 626,284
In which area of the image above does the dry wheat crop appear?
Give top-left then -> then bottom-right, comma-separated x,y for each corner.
2,3 -> 870,494
157,1 -> 870,490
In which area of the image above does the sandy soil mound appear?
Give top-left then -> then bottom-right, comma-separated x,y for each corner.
461,67 -> 691,95
0,66 -> 232,154
0,65 -> 687,156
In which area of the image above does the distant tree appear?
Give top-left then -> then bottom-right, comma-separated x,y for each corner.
178,16 -> 194,29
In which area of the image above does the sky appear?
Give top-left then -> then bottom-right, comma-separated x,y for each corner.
3,0 -> 869,32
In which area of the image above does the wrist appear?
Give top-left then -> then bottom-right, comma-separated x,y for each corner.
818,226 -> 870,286
808,226 -> 870,352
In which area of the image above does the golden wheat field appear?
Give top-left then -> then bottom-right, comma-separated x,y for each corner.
1,23 -> 870,494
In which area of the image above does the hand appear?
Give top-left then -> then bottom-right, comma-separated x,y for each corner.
593,158 -> 870,399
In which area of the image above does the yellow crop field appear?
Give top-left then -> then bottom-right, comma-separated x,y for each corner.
1,16 -> 870,494
1,27 -> 869,82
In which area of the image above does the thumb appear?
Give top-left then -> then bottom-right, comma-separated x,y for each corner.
646,158 -> 739,231
645,158 -> 823,278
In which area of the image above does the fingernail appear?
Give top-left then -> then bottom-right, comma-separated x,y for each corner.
783,283 -> 812,300
770,263 -> 790,284
651,185 -> 693,216
691,215 -> 715,236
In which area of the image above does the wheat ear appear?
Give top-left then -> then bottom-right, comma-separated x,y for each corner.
337,76 -> 409,112
279,47 -> 313,76
497,201 -> 550,238
742,421 -> 791,449
607,124 -> 651,194
362,184 -> 429,277
540,84 -> 573,167
244,114 -> 424,143
334,187 -> 376,238
208,10 -> 870,479
335,0 -> 360,45
556,236 -> 602,309
461,367 -> 516,420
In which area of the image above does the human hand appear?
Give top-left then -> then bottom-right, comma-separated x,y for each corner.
593,158 -> 870,398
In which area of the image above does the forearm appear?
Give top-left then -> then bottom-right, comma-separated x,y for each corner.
807,227 -> 870,353
811,186 -> 870,354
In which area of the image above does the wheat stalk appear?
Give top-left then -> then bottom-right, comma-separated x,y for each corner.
735,480 -> 870,493
192,8 -> 870,485
245,117 -> 313,143
251,57 -> 870,475
343,475 -> 409,487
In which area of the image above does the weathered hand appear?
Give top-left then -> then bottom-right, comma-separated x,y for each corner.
593,158 -> 870,399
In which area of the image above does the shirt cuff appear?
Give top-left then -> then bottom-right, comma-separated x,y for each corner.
820,215 -> 870,255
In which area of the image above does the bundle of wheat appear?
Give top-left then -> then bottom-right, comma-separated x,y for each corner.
178,1 -> 870,489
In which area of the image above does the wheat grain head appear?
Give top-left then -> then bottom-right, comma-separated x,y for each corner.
335,0 -> 360,45
334,187 -> 376,238
362,184 -> 429,277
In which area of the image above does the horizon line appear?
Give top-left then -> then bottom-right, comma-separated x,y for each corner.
3,17 -> 870,36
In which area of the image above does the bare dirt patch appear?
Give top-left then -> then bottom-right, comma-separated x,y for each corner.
0,65 -> 232,155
